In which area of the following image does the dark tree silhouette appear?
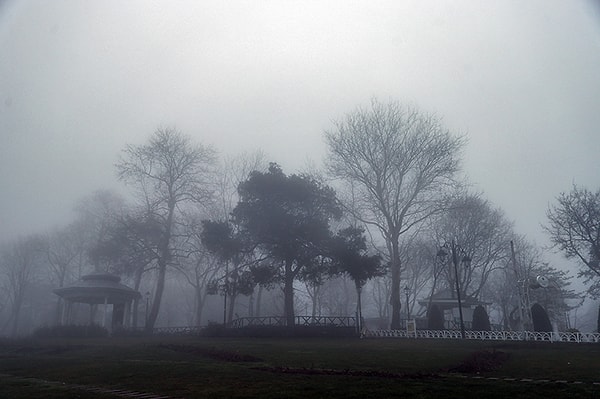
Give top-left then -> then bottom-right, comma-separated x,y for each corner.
531,303 -> 553,332
427,304 -> 445,330
232,163 -> 342,326
472,305 -> 491,331
329,226 -> 383,331
200,219 -> 253,323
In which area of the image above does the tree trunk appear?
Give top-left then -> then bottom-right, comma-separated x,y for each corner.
356,284 -> 363,333
311,285 -> 319,317
227,293 -> 236,323
146,201 -> 175,330
195,286 -> 205,327
283,259 -> 295,326
248,293 -> 254,317
131,267 -> 144,328
10,297 -> 23,337
390,238 -> 402,329
255,285 -> 263,317
147,262 -> 166,330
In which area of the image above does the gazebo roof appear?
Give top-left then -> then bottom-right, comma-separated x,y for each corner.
418,289 -> 491,310
54,273 -> 141,305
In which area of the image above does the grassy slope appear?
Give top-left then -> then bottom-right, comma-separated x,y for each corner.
0,336 -> 598,398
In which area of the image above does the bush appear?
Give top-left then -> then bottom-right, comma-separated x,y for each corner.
427,304 -> 445,330
32,324 -> 109,339
200,322 -> 227,337
471,305 -> 491,331
530,303 -> 553,332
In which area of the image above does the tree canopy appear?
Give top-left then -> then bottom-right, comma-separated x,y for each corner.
232,163 -> 342,325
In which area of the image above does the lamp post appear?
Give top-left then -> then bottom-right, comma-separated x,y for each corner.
145,291 -> 150,328
437,239 -> 471,339
404,285 -> 411,320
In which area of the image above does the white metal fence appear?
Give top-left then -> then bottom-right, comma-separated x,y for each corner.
364,329 -> 600,343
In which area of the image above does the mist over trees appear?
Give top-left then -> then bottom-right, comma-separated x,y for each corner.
0,100 -> 591,335
115,128 -> 217,330
324,99 -> 465,329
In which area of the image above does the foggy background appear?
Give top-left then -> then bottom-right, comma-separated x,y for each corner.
1,1 -> 599,271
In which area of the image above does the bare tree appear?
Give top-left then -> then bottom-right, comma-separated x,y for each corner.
73,189 -> 127,274
45,225 -> 85,288
325,99 -> 465,328
1,235 -> 45,336
545,185 -> 600,298
212,150 -> 267,220
44,224 -> 89,323
368,276 -> 390,321
175,214 -> 225,326
434,193 -> 513,299
400,235 -> 440,318
116,128 -> 217,329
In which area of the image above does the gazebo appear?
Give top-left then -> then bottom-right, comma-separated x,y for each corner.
54,273 -> 141,331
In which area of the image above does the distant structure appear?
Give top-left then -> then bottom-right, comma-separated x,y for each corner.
53,273 -> 141,331
419,289 -> 491,329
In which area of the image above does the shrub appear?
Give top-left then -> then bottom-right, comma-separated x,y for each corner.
530,303 -> 552,332
427,304 -> 445,330
471,305 -> 491,331
200,322 -> 227,337
32,324 -> 109,339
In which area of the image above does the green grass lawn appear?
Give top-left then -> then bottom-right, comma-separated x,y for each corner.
0,336 -> 599,398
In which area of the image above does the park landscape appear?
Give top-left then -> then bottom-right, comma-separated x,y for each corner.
2,2 -> 600,398
1,99 -> 600,399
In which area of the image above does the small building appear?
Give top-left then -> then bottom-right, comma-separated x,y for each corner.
54,273 -> 141,331
418,289 -> 491,329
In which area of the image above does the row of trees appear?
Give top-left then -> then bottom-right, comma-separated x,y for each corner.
0,99 -> 597,336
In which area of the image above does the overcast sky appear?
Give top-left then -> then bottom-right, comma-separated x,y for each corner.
1,0 -> 599,270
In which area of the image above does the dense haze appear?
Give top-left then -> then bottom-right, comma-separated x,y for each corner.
1,0 -> 600,262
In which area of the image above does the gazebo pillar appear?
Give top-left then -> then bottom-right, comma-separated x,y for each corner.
61,300 -> 72,325
103,296 -> 109,328
89,304 -> 96,325
123,301 -> 131,328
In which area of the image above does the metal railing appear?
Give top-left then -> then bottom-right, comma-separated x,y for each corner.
364,329 -> 600,343
229,316 -> 357,329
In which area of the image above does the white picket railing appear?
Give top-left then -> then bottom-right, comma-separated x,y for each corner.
363,329 -> 600,343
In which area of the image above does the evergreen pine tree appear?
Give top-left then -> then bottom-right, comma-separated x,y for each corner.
472,305 -> 491,331
427,304 -> 445,330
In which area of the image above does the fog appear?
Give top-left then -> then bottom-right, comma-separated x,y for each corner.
1,1 -> 600,332
1,1 -> 598,245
